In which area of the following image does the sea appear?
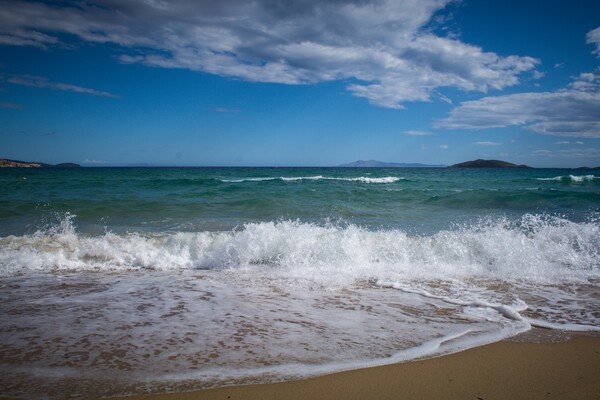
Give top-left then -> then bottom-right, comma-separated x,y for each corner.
0,167 -> 599,398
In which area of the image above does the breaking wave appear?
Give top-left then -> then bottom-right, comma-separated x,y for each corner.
219,176 -> 403,183
537,175 -> 599,183
1,213 -> 598,286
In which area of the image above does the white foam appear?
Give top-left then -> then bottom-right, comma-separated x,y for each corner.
523,317 -> 600,332
219,176 -> 403,183
1,214 -> 598,396
2,214 -> 597,286
376,281 -> 527,322
537,175 -> 598,182
0,271 -> 530,389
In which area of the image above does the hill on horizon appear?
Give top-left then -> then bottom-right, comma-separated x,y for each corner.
449,159 -> 531,169
0,158 -> 81,168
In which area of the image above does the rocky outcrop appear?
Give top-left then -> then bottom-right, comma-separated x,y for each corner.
0,158 -> 81,168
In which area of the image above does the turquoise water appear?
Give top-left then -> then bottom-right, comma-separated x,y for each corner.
0,167 -> 599,398
1,167 -> 598,236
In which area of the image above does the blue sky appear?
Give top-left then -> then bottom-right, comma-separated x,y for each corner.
1,0 -> 599,167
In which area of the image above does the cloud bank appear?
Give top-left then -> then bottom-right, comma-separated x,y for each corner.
436,72 -> 600,138
437,27 -> 600,139
0,0 -> 538,108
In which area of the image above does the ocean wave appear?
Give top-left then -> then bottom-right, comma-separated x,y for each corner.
219,176 -> 403,183
537,175 -> 598,182
1,214 -> 598,396
1,214 -> 598,285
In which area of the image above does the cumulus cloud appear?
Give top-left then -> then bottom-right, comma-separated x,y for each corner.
436,78 -> 600,138
436,27 -> 600,138
7,75 -> 118,98
0,0 -> 539,108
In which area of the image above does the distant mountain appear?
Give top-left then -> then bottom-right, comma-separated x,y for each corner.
449,159 -> 531,169
0,158 -> 81,168
339,160 -> 446,168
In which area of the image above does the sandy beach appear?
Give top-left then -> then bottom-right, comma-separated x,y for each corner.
107,333 -> 600,400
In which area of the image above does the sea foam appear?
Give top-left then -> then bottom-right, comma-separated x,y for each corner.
219,176 -> 403,183
1,213 -> 598,398
1,213 -> 598,286
537,174 -> 598,182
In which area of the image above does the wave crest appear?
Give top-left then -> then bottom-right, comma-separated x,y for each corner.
220,176 -> 403,183
1,214 -> 598,285
537,175 -> 598,182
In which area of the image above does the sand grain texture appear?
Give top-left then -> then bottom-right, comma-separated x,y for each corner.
115,335 -> 600,400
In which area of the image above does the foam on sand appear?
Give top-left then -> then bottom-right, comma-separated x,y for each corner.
0,213 -> 598,398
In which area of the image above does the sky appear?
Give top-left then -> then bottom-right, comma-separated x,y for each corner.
0,0 -> 599,167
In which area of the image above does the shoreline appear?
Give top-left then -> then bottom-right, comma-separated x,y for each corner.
109,332 -> 600,400
0,330 -> 598,399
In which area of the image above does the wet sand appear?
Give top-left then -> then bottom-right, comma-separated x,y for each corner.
114,334 -> 600,400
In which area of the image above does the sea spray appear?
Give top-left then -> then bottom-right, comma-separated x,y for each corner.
1,167 -> 599,399
536,174 -> 599,183
1,214 -> 598,285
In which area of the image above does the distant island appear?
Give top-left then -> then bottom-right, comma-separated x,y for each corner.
0,158 -> 81,168
339,160 -> 446,168
449,159 -> 531,169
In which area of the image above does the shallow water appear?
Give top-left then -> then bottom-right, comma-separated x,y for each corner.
0,167 -> 598,398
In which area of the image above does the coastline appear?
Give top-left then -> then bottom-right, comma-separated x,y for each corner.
108,332 -> 600,400
0,327 -> 598,399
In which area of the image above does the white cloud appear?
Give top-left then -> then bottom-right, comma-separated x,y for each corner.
473,141 -> 501,146
8,75 -> 118,98
587,27 -> 600,56
0,29 -> 57,49
532,148 -> 600,158
556,141 -> 585,145
533,70 -> 545,79
0,0 -> 539,109
402,130 -> 433,136
82,158 -> 108,164
436,26 -> 600,138
569,71 -> 600,91
436,86 -> 600,138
